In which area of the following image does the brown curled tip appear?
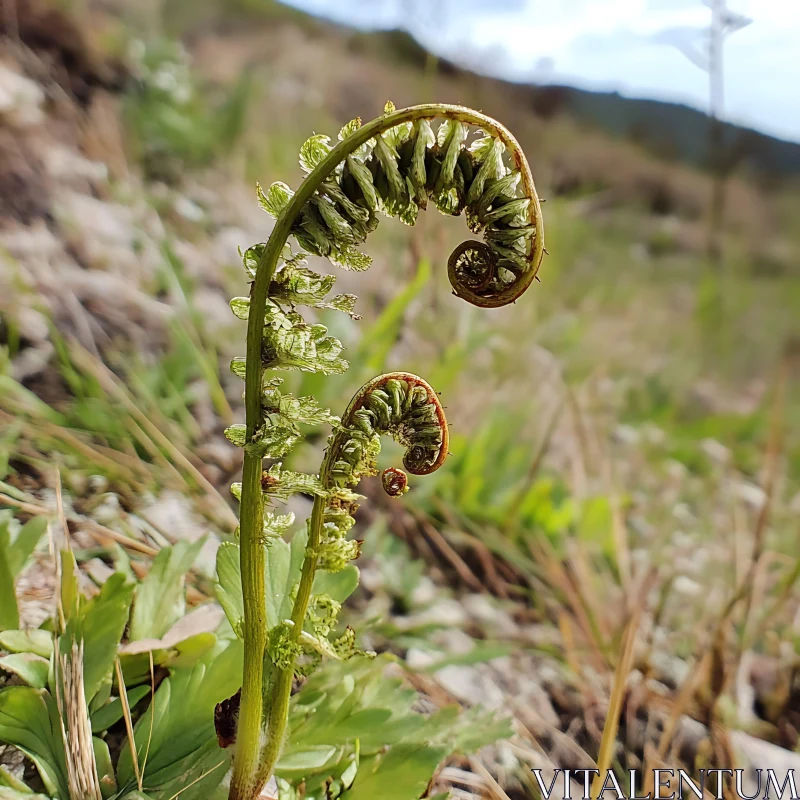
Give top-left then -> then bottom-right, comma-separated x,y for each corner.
381,467 -> 409,497
215,688 -> 241,749
261,471 -> 280,491
447,239 -> 540,309
343,372 -> 449,476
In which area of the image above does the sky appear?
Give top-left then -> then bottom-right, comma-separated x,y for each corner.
281,0 -> 800,144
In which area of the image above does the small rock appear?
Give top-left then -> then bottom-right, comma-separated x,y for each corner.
733,480 -> 766,509
461,594 -> 519,637
173,194 -> 205,222
701,437 -> 730,464
613,424 -> 640,445
434,663 -> 506,709
44,144 -> 108,188
410,575 -> 437,607
0,65 -> 44,127
672,575 -> 702,597
403,598 -> 468,629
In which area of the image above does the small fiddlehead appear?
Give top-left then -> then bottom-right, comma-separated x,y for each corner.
225,103 -> 543,800
327,372 -> 448,488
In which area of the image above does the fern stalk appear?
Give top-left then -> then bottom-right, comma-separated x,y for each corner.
229,103 -> 544,800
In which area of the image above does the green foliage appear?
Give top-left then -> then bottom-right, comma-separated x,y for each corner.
130,539 -> 204,641
123,39 -> 252,182
0,687 -> 69,798
276,655 -> 512,798
0,513 -> 48,631
0,526 -> 509,799
116,637 -> 243,799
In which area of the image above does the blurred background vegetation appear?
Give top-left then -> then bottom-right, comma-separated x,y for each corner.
1,0 -> 799,797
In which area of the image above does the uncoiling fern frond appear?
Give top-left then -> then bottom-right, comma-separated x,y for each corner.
222,102 -> 544,800
255,101 -> 543,309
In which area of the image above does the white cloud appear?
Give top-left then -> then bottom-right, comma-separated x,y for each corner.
283,0 -> 800,142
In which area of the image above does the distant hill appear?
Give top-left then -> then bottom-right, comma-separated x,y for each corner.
530,84 -> 800,177
346,26 -> 800,179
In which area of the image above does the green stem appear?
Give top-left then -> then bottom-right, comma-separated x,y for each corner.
229,103 -> 543,800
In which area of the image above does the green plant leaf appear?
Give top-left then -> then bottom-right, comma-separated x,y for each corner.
4,517 -> 48,577
214,542 -> 244,637
342,744 -> 447,800
260,308 -> 349,376
80,572 -> 135,701
299,134 -> 332,173
266,529 -> 307,630
91,685 -> 150,733
276,745 -> 339,777
0,763 -> 38,793
0,654 -> 49,689
0,687 -> 69,799
260,463 -> 326,503
217,530 -> 308,637
223,424 -> 247,446
258,181 -> 294,218
116,637 -> 242,799
338,117 -> 361,141
93,736 -> 117,798
129,539 -> 204,641
312,565 -> 360,604
0,546 -> 18,631
0,788 -> 50,799
0,630 -> 53,659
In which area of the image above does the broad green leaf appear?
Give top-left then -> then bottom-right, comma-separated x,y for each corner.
266,529 -> 307,630
215,543 -> 244,637
116,637 -> 242,797
312,565 -> 360,604
93,736 -> 117,798
118,605 -> 224,685
0,546 -> 18,631
130,539 -> 205,641
123,738 -> 230,800
5,517 -> 48,576
0,788 -> 49,799
90,685 -> 150,733
0,654 -> 49,689
276,745 -> 340,779
80,572 -> 135,701
0,630 -> 53,659
342,744 -> 447,800
0,763 -> 37,793
217,530 -> 308,637
0,687 -> 69,798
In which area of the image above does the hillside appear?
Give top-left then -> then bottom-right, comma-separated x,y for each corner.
281,16 -> 800,178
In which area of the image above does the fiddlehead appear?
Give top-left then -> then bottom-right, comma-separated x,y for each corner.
257,102 -> 544,308
327,373 -> 448,488
224,103 -> 543,800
